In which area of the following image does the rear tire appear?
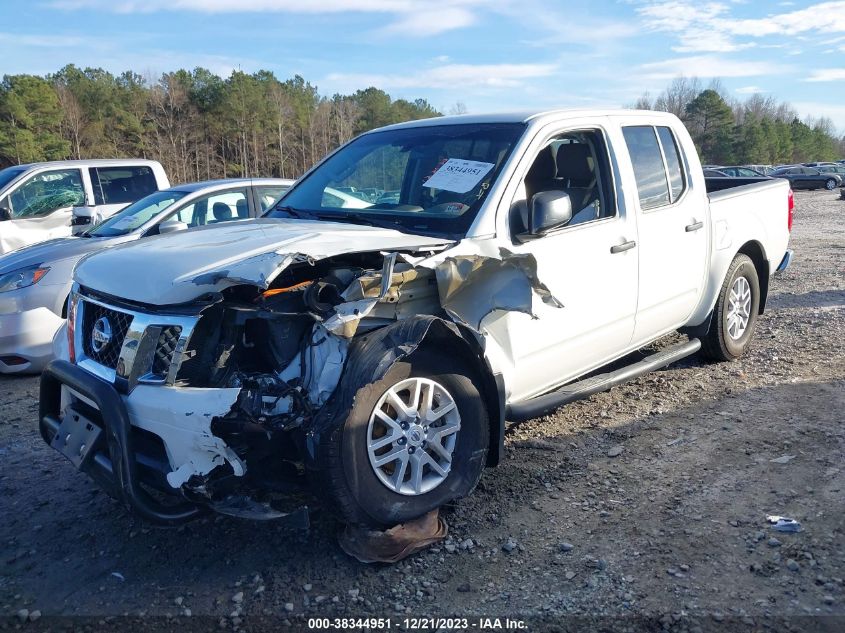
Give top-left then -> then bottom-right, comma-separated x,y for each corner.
700,254 -> 760,362
825,178 -> 837,191
311,349 -> 489,528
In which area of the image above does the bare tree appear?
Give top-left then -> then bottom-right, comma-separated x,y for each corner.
448,101 -> 468,115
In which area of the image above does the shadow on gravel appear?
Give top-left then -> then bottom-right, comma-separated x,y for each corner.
768,289 -> 845,310
2,377 -> 843,619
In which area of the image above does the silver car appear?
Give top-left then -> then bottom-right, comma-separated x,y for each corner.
0,177 -> 293,374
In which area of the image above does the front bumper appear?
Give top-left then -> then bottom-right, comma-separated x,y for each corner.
40,360 -> 203,524
40,360 -> 310,526
0,307 -> 65,374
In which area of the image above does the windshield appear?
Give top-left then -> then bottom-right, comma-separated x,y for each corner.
0,166 -> 27,191
89,190 -> 188,237
269,123 -> 526,237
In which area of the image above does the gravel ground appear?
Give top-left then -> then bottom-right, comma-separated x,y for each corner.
1,190 -> 843,632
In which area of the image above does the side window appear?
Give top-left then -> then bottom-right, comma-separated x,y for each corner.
90,166 -> 157,205
256,185 -> 289,213
656,126 -> 686,201
173,189 -> 249,227
511,128 -> 616,236
9,169 -> 85,218
622,126 -> 670,210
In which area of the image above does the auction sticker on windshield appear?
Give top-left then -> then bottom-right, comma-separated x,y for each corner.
424,158 -> 495,193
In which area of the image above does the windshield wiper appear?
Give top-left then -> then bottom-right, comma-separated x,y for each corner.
315,212 -> 403,231
274,205 -> 319,221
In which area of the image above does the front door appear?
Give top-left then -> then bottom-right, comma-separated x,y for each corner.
489,126 -> 639,402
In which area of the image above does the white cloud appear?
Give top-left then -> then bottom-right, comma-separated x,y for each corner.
49,0 -> 490,37
806,68 -> 845,82
325,62 -> 558,91
636,1 -> 754,53
636,1 -> 845,54
51,1 -> 420,11
638,55 -> 782,80
378,7 -> 476,36
721,2 -> 845,37
735,85 -> 764,94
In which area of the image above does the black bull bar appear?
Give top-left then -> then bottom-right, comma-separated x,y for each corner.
39,359 -> 202,524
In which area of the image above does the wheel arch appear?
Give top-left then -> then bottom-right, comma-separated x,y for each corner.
736,240 -> 770,314
682,239 -> 770,339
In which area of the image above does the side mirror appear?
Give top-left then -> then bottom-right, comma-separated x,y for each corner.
158,218 -> 188,235
528,190 -> 572,235
71,206 -> 97,235
0,207 -> 10,222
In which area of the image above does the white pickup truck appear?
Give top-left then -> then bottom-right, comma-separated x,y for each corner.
0,159 -> 169,254
40,110 -> 793,528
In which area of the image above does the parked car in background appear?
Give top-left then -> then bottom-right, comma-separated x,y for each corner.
770,166 -> 842,190
818,164 -> 845,186
717,166 -> 769,178
743,164 -> 774,175
802,162 -> 836,168
703,168 -> 729,177
0,177 -> 293,374
39,109 -> 792,529
0,160 -> 169,255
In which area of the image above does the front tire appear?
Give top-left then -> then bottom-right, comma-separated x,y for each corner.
825,178 -> 837,191
700,254 -> 760,362
312,349 -> 489,527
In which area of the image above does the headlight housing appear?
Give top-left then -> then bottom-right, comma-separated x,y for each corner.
0,266 -> 50,293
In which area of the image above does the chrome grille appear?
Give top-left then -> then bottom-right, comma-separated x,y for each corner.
72,285 -> 199,390
81,302 -> 133,370
151,326 -> 182,379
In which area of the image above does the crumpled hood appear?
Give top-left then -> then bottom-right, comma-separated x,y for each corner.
75,218 -> 453,305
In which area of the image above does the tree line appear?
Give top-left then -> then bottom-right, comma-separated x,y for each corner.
633,77 -> 845,166
0,65 -> 440,183
2,67 -> 843,181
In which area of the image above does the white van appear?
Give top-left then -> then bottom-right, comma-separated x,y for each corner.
0,159 -> 169,254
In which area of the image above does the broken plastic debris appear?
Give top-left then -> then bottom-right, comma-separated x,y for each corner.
767,515 -> 802,532
769,455 -> 796,464
338,510 -> 448,564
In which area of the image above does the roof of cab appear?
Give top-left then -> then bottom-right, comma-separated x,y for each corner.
373,108 -> 679,132
15,158 -> 163,170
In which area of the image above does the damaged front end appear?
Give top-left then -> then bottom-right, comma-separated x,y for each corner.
40,239 -> 560,525
41,248 -> 446,524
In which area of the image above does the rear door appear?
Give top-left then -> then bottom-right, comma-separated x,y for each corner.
621,124 -> 708,344
89,165 -> 160,222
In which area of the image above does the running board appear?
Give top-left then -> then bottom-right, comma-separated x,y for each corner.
505,338 -> 701,423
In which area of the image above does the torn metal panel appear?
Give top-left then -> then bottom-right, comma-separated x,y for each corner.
302,323 -> 348,407
432,248 -> 563,331
124,385 -> 246,488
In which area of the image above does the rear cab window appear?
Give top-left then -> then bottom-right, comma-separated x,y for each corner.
90,166 -> 158,205
622,125 -> 687,210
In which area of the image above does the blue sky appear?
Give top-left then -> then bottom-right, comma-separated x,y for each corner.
3,1 -> 845,130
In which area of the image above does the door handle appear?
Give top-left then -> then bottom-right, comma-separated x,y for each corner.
685,220 -> 704,232
610,240 -> 636,254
